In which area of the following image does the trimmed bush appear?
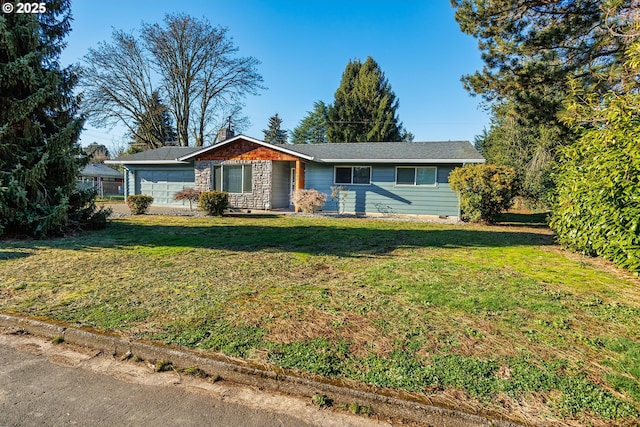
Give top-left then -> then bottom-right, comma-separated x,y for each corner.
126,195 -> 154,215
292,189 -> 327,214
173,188 -> 202,210
199,191 -> 228,216
449,164 -> 518,224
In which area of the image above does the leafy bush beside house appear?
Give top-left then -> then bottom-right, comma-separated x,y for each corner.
449,164 -> 518,224
126,195 -> 154,215
199,191 -> 228,216
292,189 -> 327,214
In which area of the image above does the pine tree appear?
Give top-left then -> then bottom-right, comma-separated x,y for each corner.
84,143 -> 111,163
452,0 -> 635,207
262,113 -> 288,144
290,101 -> 328,144
327,57 -> 405,143
131,91 -> 178,150
0,0 -> 109,237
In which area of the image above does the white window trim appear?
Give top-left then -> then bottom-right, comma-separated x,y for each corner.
333,166 -> 372,185
395,166 -> 438,187
213,164 -> 253,194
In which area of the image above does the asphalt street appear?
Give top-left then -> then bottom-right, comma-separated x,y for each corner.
0,332 -> 389,427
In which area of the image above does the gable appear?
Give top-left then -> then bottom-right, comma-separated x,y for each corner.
196,139 -> 301,162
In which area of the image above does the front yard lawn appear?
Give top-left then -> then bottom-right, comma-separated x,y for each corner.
1,214 -> 639,425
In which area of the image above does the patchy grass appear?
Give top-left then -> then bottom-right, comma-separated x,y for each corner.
1,214 -> 639,425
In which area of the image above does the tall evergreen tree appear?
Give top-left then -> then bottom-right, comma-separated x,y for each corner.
327,57 -> 405,143
475,101 -> 559,207
452,0 -> 632,125
131,91 -> 177,150
262,113 -> 288,144
84,142 -> 111,163
290,101 -> 328,144
452,0 -> 635,206
0,0 -> 108,237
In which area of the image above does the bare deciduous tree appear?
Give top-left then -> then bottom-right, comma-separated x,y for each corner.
142,14 -> 264,146
80,31 -> 161,148
81,14 -> 264,148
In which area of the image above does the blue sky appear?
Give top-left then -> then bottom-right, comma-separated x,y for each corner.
61,0 -> 489,150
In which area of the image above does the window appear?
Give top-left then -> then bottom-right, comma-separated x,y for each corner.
334,166 -> 371,185
213,164 -> 253,193
396,167 -> 437,186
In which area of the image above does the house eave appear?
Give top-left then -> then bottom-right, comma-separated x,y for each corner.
314,158 -> 486,164
104,160 -> 192,165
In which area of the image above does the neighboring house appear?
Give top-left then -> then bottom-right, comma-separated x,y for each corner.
78,163 -> 124,196
105,135 -> 484,218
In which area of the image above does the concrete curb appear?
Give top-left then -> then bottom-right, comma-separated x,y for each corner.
0,314 -> 524,427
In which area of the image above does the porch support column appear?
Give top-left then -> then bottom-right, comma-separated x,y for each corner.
295,159 -> 305,212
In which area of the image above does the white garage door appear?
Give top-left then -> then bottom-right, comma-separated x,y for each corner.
135,169 -> 195,206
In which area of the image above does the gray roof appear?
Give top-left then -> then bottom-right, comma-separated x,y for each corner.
283,141 -> 484,163
106,139 -> 484,165
80,163 -> 123,178
105,146 -> 200,164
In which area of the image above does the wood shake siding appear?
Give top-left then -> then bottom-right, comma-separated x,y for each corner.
197,140 -> 299,162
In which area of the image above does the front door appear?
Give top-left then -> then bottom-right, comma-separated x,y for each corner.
289,168 -> 296,207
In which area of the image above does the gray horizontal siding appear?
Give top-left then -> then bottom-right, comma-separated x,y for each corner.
304,163 -> 461,217
272,161 -> 293,209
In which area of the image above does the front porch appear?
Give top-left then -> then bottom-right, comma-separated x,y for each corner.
183,136 -> 310,212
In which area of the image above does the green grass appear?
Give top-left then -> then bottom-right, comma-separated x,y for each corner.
1,214 -> 639,425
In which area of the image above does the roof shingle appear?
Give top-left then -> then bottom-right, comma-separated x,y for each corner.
283,141 -> 484,163
107,137 -> 484,164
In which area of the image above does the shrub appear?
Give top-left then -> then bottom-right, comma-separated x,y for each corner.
292,189 -> 327,214
449,164 -> 518,224
199,191 -> 228,216
126,195 -> 154,215
549,76 -> 640,272
173,188 -> 202,210
312,393 -> 332,408
68,187 -> 111,230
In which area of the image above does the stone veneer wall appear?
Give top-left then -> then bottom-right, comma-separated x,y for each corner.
194,160 -> 272,210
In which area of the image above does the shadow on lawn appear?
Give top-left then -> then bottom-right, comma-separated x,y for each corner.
0,250 -> 33,261
55,216 -> 555,257
1,214 -> 554,258
497,212 -> 550,229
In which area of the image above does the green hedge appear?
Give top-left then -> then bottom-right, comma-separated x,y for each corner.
549,96 -> 640,272
199,191 -> 228,216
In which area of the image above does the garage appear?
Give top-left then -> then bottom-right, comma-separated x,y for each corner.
134,168 -> 195,206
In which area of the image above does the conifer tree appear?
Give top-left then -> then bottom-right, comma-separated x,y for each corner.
0,0 -> 109,237
291,101 -> 328,144
84,143 -> 111,163
262,113 -> 288,144
327,57 -> 405,143
452,0 -> 635,206
131,91 -> 178,150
